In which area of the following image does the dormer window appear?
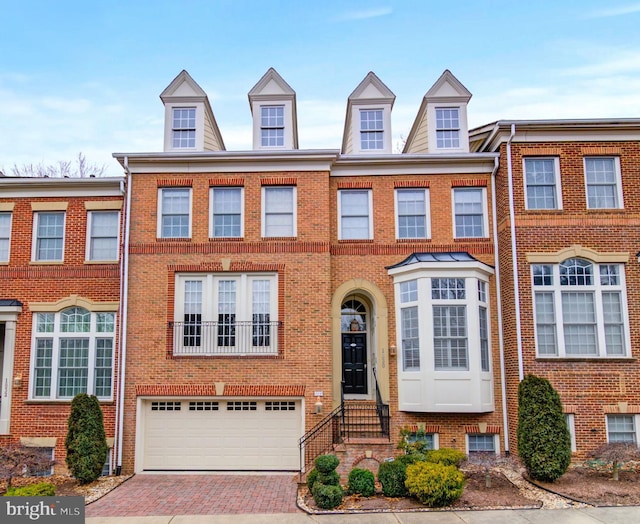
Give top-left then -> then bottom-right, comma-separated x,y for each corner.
261,106 -> 284,147
360,109 -> 384,150
172,107 -> 196,148
436,108 -> 460,149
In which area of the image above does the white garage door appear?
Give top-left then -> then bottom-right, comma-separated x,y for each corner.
142,398 -> 302,471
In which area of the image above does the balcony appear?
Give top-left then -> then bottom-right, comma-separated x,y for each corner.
171,320 -> 281,356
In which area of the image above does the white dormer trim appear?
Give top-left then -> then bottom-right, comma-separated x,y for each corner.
248,68 -> 298,150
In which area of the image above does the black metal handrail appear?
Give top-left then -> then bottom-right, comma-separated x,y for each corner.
298,404 -> 344,474
373,367 -> 390,438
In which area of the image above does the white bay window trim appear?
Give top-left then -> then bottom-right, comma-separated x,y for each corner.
338,189 -> 373,240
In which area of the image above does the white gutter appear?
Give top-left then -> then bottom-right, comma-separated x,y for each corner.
506,125 -> 525,381
114,156 -> 132,474
491,156 -> 510,454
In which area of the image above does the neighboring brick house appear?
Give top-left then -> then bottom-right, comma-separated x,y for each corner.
0,176 -> 124,474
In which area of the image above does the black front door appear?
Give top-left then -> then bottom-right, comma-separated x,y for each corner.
342,333 -> 367,395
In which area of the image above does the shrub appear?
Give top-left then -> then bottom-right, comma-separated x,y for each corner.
398,427 -> 433,455
5,483 -> 55,497
395,453 -> 426,466
317,470 -> 340,486
312,483 -> 344,509
425,448 -> 466,468
65,393 -> 108,485
0,444 -> 56,488
347,468 -> 375,496
378,460 -> 409,497
314,454 -> 340,474
306,468 -> 319,491
517,374 -> 571,482
589,442 -> 640,481
405,461 -> 465,507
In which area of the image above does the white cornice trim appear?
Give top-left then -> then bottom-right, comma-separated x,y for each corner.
0,177 -> 124,198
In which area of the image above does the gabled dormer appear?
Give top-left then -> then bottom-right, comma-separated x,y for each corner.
342,72 -> 395,155
403,70 -> 471,154
248,68 -> 298,150
160,70 -> 225,152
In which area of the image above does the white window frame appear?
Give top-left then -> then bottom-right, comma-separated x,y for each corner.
157,187 -> 192,239
531,258 -> 630,358
0,211 -> 12,263
435,107 -> 461,150
86,210 -> 120,262
395,188 -> 430,239
565,414 -> 577,452
466,433 -> 500,455
524,157 -> 563,210
260,105 -> 285,148
584,156 -> 623,210
32,211 -> 66,262
606,414 -> 639,444
338,189 -> 373,240
359,109 -> 384,151
261,186 -> 296,238
405,431 -> 439,451
171,107 -> 196,149
29,307 -> 116,401
210,187 -> 244,238
452,188 -> 488,239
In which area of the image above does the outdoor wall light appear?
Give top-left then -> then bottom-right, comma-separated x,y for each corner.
13,374 -> 22,388
637,251 -> 640,263
314,400 -> 323,414
389,344 -> 397,356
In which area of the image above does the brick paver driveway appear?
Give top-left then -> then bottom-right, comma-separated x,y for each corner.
86,474 -> 300,517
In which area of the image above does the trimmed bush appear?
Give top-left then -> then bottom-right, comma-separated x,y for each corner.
306,468 -> 319,491
312,483 -> 344,509
347,468 -> 375,496
5,483 -> 55,497
517,374 -> 571,482
317,470 -> 340,486
405,461 -> 465,507
425,448 -> 466,468
65,393 -> 108,485
314,454 -> 340,474
378,460 -> 409,497
395,453 -> 426,466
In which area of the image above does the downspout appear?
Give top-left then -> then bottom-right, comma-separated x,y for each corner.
491,155 -> 510,454
114,156 -> 132,475
506,124 -> 525,381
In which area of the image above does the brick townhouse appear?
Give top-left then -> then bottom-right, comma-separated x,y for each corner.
0,175 -> 124,474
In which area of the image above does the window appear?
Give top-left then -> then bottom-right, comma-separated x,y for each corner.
87,211 -> 119,261
479,280 -> 490,372
468,434 -> 497,454
607,415 -> 637,444
339,190 -> 372,240
565,414 -> 577,452
29,447 -> 54,477
101,449 -> 112,477
211,187 -> 243,238
172,107 -> 196,148
585,157 -> 621,209
524,158 -> 561,210
31,307 -> 115,400
432,278 -> 468,370
400,280 -> 419,371
262,186 -> 295,237
174,273 -> 278,356
0,212 -> 11,262
159,188 -> 191,238
396,189 -> 429,239
532,258 -> 628,358
453,188 -> 486,238
34,212 -> 65,261
360,109 -> 383,150
436,108 -> 460,149
404,431 -> 437,451
261,106 -> 284,147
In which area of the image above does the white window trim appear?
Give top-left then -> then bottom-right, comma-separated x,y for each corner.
163,104 -> 204,152
209,187 -> 245,239
565,413 -> 577,452
260,105 -> 285,148
583,156 -> 624,210
451,187 -> 489,239
0,211 -> 12,263
427,104 -> 470,153
338,189 -> 373,240
405,431 -> 440,450
606,414 -> 640,445
352,105 -> 392,154
524,157 -> 563,211
157,187 -> 192,239
252,101 -> 294,150
395,188 -> 430,240
31,211 -> 66,263
261,186 -> 297,238
466,433 -> 500,455
85,210 -> 120,262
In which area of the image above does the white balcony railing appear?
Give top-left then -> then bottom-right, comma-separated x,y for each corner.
171,320 -> 280,356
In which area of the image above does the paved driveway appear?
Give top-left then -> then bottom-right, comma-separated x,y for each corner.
85,474 -> 300,517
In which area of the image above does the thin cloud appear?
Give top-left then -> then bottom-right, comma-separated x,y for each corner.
336,7 -> 392,21
584,3 -> 640,18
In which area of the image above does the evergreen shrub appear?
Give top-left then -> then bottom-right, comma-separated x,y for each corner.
5,483 -> 55,497
347,468 -> 375,496
405,461 -> 465,507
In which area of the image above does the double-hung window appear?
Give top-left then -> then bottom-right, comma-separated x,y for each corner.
32,307 -> 115,400
360,109 -> 384,150
453,188 -> 486,238
339,190 -> 372,240
435,108 -> 460,149
211,187 -> 243,238
172,107 -> 196,148
432,278 -> 468,370
396,189 -> 428,239
34,212 -> 65,262
261,106 -> 284,147
263,186 -> 295,237
532,258 -> 628,358
524,158 -> 561,210
400,280 -> 420,371
159,187 -> 191,239
585,157 -> 622,209
174,273 -> 278,356
0,212 -> 11,262
87,211 -> 119,261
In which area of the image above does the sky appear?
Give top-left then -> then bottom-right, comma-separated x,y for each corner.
2,0 -> 640,176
